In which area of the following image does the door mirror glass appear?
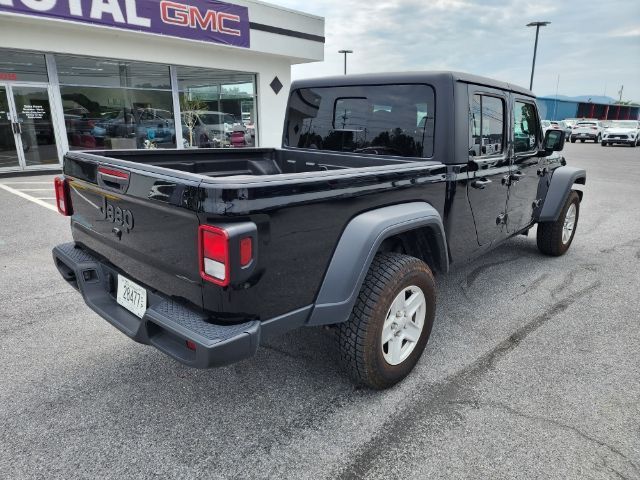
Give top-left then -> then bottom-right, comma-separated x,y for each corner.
542,129 -> 565,154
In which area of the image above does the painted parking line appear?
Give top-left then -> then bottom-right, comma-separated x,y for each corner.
0,183 -> 58,212
12,188 -> 52,191
0,181 -> 52,184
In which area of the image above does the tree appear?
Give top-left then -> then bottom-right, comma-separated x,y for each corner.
180,96 -> 207,147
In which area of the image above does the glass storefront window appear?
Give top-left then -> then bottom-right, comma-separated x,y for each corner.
56,55 -> 174,150
177,66 -> 257,148
0,49 -> 48,82
55,55 -> 171,89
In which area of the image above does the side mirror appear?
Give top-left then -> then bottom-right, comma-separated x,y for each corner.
539,129 -> 565,156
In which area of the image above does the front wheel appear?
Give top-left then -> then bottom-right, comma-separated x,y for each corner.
601,141 -> 607,146
536,191 -> 580,256
570,136 -> 576,143
596,134 -> 601,143
337,253 -> 436,389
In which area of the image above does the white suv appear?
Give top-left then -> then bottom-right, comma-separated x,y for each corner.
570,120 -> 603,143
601,120 -> 640,147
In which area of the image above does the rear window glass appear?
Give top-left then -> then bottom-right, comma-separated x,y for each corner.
285,84 -> 435,157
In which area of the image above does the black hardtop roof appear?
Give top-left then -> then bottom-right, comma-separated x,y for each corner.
290,71 -> 535,98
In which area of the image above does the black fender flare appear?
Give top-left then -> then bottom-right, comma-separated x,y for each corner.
306,202 -> 448,326
538,166 -> 586,222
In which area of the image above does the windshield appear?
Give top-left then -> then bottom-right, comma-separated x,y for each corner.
608,121 -> 638,128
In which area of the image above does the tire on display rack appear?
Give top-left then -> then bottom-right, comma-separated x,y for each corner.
536,190 -> 580,257
337,252 -> 436,389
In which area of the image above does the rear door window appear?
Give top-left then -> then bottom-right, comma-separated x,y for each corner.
469,94 -> 505,157
286,84 -> 435,157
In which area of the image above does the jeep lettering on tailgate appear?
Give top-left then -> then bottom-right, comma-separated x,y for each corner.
101,197 -> 134,232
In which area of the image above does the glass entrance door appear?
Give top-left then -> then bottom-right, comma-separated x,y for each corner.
0,86 -> 20,169
0,83 -> 60,171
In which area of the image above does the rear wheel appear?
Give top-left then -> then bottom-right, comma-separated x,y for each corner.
536,191 -> 580,256
337,252 -> 436,389
570,136 -> 576,143
580,139 -> 585,143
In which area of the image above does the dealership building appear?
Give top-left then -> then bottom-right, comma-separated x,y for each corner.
0,0 -> 324,173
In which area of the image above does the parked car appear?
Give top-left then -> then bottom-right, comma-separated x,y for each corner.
601,120 -> 639,147
557,120 -> 572,139
541,120 -> 563,136
52,72 -> 584,389
570,120 -> 603,143
182,110 -> 235,147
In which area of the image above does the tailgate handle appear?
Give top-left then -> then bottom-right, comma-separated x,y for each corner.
97,166 -> 130,192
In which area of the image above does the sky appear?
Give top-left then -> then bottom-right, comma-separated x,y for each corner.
270,0 -> 640,102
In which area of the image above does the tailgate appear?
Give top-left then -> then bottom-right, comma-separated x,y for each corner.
64,155 -> 205,310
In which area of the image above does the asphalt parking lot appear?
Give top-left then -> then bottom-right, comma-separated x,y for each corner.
1,143 -> 639,479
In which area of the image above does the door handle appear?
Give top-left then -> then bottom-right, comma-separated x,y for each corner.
471,178 -> 492,189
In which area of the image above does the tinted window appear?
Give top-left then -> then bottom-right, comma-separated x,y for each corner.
56,55 -> 170,89
286,84 -> 435,157
514,101 -> 539,153
0,49 -> 48,82
469,94 -> 504,156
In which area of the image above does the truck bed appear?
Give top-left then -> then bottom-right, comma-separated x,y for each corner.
70,147 -> 418,179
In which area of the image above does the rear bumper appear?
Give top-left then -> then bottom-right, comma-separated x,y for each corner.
52,242 -> 261,368
571,133 -> 598,140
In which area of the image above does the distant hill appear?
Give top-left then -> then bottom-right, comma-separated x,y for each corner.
541,94 -> 618,104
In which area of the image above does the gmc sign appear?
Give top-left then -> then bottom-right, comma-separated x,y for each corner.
0,0 -> 250,47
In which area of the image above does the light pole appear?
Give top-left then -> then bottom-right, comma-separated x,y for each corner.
338,49 -> 353,75
526,21 -> 550,91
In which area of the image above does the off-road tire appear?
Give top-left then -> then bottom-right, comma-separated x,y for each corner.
337,252 -> 436,389
536,190 -> 580,256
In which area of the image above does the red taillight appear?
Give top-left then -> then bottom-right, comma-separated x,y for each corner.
186,340 -> 197,351
240,237 -> 253,267
98,166 -> 129,179
54,176 -> 72,216
199,225 -> 230,286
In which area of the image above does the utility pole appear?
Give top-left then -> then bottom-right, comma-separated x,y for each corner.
618,85 -> 624,102
338,50 -> 353,75
526,21 -> 550,91
553,74 -> 559,120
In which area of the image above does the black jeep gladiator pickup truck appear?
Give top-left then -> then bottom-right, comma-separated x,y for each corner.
52,72 -> 585,389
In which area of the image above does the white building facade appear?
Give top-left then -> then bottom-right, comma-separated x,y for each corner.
0,0 -> 324,172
